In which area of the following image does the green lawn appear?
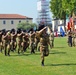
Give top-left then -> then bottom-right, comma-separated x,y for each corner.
0,37 -> 76,75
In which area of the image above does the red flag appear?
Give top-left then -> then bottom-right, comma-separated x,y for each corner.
67,22 -> 70,30
70,17 -> 74,31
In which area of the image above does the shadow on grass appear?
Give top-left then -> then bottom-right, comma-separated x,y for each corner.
47,63 -> 76,66
10,53 -> 31,57
50,51 -> 66,54
54,47 -> 66,48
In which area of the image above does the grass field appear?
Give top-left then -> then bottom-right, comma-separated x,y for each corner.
0,37 -> 76,75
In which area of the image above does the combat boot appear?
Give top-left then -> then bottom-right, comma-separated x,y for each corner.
41,61 -> 44,66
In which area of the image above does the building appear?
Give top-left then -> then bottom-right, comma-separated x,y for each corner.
52,19 -> 64,32
0,14 -> 33,30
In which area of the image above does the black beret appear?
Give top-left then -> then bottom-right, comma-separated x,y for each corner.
17,28 -> 22,34
38,25 -> 45,31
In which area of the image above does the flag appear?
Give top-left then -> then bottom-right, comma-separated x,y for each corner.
67,22 -> 71,30
70,17 -> 74,31
60,26 -> 65,37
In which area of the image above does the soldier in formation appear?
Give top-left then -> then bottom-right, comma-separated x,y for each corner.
0,26 -> 53,66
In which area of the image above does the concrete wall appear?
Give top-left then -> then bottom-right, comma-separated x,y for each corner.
0,19 -> 32,30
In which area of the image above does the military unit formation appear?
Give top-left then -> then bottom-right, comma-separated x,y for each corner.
0,25 -> 54,66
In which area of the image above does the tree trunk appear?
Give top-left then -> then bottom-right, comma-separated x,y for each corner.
63,12 -> 66,32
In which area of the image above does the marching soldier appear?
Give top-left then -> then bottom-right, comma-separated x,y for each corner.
23,33 -> 29,52
35,32 -> 40,51
50,29 -> 54,48
2,29 -> 7,56
16,29 -> 23,54
72,31 -> 76,46
6,31 -> 11,56
2,30 -> 11,56
29,28 -> 36,54
0,30 -> 3,53
36,25 -> 51,66
67,29 -> 73,47
21,31 -> 29,53
10,29 -> 17,52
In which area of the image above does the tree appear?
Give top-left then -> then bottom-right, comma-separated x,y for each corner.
50,0 -> 75,31
17,22 -> 37,31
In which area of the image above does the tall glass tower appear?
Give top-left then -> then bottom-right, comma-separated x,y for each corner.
37,0 -> 52,27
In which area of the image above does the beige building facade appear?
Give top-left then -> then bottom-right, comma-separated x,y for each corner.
0,14 -> 33,30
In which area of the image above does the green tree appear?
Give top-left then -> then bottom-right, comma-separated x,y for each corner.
17,22 -> 37,30
50,0 -> 75,31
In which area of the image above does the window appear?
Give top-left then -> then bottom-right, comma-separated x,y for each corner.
11,21 -> 14,24
3,21 -> 6,24
19,21 -> 21,23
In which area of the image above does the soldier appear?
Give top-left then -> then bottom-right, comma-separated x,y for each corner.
36,25 -> 51,66
24,33 -> 30,52
2,29 -> 11,56
67,29 -> 73,47
10,29 -> 17,52
0,30 -> 3,52
35,31 -> 40,51
16,29 -> 23,54
50,29 -> 54,48
6,31 -> 11,56
2,29 -> 7,56
21,31 -> 29,53
72,31 -> 76,46
29,28 -> 36,54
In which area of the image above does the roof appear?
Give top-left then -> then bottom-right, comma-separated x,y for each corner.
0,14 -> 33,19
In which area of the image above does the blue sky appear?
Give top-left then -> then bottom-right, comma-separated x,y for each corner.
0,0 -> 52,23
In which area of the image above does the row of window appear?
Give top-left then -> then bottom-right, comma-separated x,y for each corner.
3,20 -> 21,24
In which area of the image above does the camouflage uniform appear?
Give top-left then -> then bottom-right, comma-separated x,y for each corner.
24,33 -> 29,52
16,31 -> 23,54
36,26 -> 51,66
30,32 -> 35,54
6,32 -> 11,56
72,32 -> 76,46
68,31 -> 73,47
21,33 -> 29,53
2,31 -> 7,56
40,33 -> 50,66
10,32 -> 17,52
0,30 -> 3,52
2,31 -> 11,56
49,31 -> 54,48
35,35 -> 40,51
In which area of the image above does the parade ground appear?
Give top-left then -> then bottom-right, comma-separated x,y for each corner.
0,37 -> 76,75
